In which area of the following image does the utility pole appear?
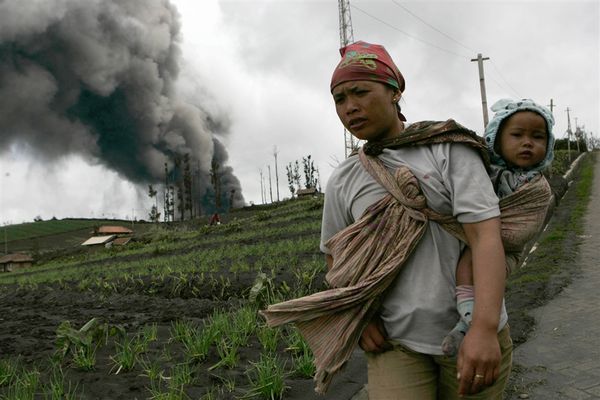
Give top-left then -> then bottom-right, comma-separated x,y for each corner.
574,117 -> 581,152
273,146 -> 280,202
259,169 -> 265,204
548,99 -> 555,114
2,172 -> 9,255
338,0 -> 356,158
471,53 -> 490,129
566,107 -> 573,162
268,165 -> 273,203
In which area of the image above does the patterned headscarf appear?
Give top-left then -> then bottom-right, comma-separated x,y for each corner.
330,41 -> 406,121
484,98 -> 556,197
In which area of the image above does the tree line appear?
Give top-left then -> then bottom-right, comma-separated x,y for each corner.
284,155 -> 320,198
147,154 -> 234,223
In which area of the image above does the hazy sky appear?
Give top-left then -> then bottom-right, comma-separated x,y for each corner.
1,0 -> 599,224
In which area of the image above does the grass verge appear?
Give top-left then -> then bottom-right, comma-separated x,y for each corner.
505,152 -> 596,396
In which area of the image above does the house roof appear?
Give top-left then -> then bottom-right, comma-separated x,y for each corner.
96,225 -> 133,235
81,235 -> 116,246
0,253 -> 34,264
112,237 -> 132,246
297,187 -> 318,196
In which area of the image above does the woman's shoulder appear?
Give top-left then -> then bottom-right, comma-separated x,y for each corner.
326,154 -> 363,188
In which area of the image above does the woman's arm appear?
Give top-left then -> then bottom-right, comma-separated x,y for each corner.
457,216 -> 506,396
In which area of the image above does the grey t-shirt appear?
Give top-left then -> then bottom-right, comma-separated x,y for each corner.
320,142 -> 508,355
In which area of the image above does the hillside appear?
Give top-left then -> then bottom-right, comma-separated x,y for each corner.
0,197 -> 330,400
2,218 -> 154,255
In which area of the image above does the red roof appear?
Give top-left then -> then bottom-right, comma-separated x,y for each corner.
97,225 -> 133,235
112,237 -> 132,246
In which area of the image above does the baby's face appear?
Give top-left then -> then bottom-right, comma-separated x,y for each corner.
497,111 -> 548,169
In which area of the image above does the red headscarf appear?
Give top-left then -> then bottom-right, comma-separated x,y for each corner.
330,41 -> 406,120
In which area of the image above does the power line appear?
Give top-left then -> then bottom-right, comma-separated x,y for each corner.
354,1 -> 524,109
489,61 -> 521,98
390,1 -> 521,99
350,3 -> 470,59
391,1 -> 476,54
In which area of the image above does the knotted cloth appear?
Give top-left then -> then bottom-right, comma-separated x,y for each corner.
498,174 -> 552,273
259,120 -> 551,393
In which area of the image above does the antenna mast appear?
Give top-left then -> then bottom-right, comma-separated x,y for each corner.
566,107 -> 573,161
338,0 -> 356,158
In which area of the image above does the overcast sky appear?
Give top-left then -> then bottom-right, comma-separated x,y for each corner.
1,0 -> 599,224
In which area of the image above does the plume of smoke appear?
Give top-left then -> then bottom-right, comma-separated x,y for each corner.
0,0 -> 244,211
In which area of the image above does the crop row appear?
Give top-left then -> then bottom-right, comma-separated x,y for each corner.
0,278 -> 318,399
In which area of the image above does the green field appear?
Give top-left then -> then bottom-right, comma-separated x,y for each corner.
0,196 -> 326,399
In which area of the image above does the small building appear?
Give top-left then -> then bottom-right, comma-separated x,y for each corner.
81,235 -> 116,247
296,187 -> 318,198
82,225 -> 133,248
0,253 -> 34,272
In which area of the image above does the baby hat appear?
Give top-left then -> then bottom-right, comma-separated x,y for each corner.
484,98 -> 555,171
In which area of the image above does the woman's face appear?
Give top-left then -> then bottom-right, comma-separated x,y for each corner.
332,80 -> 402,142
497,111 -> 548,169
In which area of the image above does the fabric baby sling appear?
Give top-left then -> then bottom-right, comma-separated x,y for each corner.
259,120 -> 551,394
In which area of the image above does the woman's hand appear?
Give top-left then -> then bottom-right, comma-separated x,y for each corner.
359,317 -> 391,353
456,324 -> 501,396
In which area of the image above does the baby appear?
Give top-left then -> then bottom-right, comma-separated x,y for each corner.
442,98 -> 556,356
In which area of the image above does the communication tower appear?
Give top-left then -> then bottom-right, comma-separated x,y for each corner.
338,0 -> 357,158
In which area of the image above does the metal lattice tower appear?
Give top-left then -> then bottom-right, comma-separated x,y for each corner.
338,0 -> 356,158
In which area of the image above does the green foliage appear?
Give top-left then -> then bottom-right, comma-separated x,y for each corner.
292,346 -> 315,378
171,320 -> 216,363
550,150 -> 580,176
257,325 -> 280,354
249,272 -> 278,308
255,211 -> 271,221
139,356 -> 164,382
244,354 -> 288,400
111,334 -> 145,374
54,318 -> 124,371
1,368 -> 39,400
208,339 -> 239,371
0,358 -> 19,387
230,306 -> 258,347
43,364 -> 81,400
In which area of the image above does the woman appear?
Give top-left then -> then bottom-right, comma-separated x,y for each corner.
325,41 -> 511,399
262,41 -> 512,399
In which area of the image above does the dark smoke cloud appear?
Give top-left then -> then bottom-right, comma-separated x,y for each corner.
0,0 -> 244,209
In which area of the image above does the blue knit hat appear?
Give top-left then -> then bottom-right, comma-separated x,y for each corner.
484,98 -> 555,172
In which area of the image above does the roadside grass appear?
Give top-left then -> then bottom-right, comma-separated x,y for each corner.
506,152 -> 595,346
